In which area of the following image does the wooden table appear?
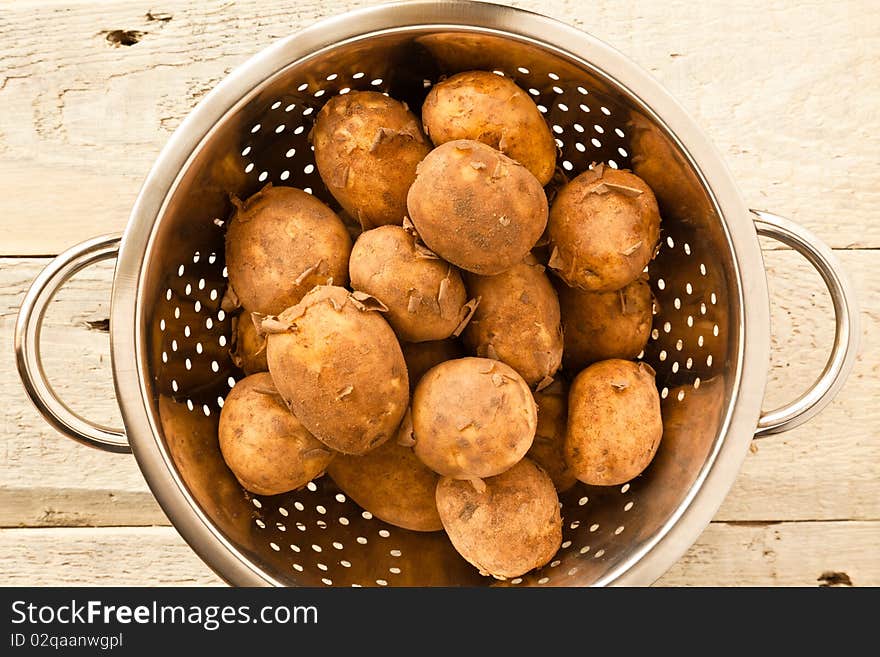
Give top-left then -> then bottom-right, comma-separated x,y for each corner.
1,0 -> 877,586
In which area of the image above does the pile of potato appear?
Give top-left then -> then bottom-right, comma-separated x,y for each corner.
218,71 -> 663,580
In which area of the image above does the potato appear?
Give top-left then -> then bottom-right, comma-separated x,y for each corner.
528,380 -> 576,493
311,91 -> 430,229
548,164 -> 660,292
218,373 -> 333,496
401,339 -> 464,390
422,71 -> 556,185
264,285 -> 409,455
436,458 -> 562,579
224,185 -> 352,315
462,254 -> 562,387
558,275 -> 653,371
230,312 -> 268,374
565,359 -> 662,486
328,423 -> 443,532
412,357 -> 536,479
349,225 -> 470,342
407,140 -> 548,275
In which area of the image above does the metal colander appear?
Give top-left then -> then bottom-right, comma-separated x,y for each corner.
15,1 -> 859,586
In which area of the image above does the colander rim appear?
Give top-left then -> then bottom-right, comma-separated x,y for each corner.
110,0 -> 771,587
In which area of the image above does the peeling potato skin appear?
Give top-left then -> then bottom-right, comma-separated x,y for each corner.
407,140 -> 548,276
328,435 -> 443,532
558,276 -> 653,371
528,380 -> 577,493
401,338 -> 464,390
224,185 -> 352,315
422,71 -> 557,185
565,359 -> 662,486
463,254 -> 563,386
231,313 -> 268,375
547,167 -> 660,292
311,91 -> 430,229
412,357 -> 536,479
218,373 -> 334,496
349,225 -> 469,342
266,286 -> 409,455
436,458 -> 562,579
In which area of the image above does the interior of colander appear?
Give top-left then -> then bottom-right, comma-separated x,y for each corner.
140,28 -> 736,586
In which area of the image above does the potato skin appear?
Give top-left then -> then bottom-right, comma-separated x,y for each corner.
265,286 -> 409,455
349,225 -> 469,342
230,313 -> 268,374
436,458 -> 562,579
218,373 -> 334,495
311,91 -> 430,229
401,339 -> 464,390
407,140 -> 548,275
422,71 -> 556,185
328,433 -> 443,532
412,357 -> 536,479
463,254 -> 562,386
548,166 -> 660,291
565,359 -> 662,486
558,276 -> 653,371
224,185 -> 352,315
528,380 -> 577,493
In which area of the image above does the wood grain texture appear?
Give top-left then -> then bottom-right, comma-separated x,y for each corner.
0,0 -> 877,254
658,520 -> 880,587
0,0 -> 877,586
0,527 -> 221,586
1,522 -> 876,586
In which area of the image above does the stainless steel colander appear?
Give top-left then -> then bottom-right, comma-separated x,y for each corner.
15,1 -> 859,586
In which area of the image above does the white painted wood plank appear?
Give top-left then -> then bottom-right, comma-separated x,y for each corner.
0,487 -> 165,528
0,527 -> 222,586
0,0 -> 877,254
657,520 -> 880,587
1,522 -> 876,586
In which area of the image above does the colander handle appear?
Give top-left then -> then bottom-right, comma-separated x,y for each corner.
14,234 -> 130,453
751,210 -> 860,436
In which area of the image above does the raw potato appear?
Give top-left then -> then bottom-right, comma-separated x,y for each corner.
548,164 -> 660,292
558,275 -> 653,371
230,313 -> 268,374
224,185 -> 352,315
565,359 -> 662,486
349,225 -> 470,342
422,70 -> 556,185
311,91 -> 430,229
264,285 -> 409,455
412,357 -> 536,479
528,380 -> 577,493
218,373 -> 333,495
436,458 -> 562,579
401,339 -> 464,390
407,140 -> 548,275
462,254 -> 563,387
328,424 -> 443,532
